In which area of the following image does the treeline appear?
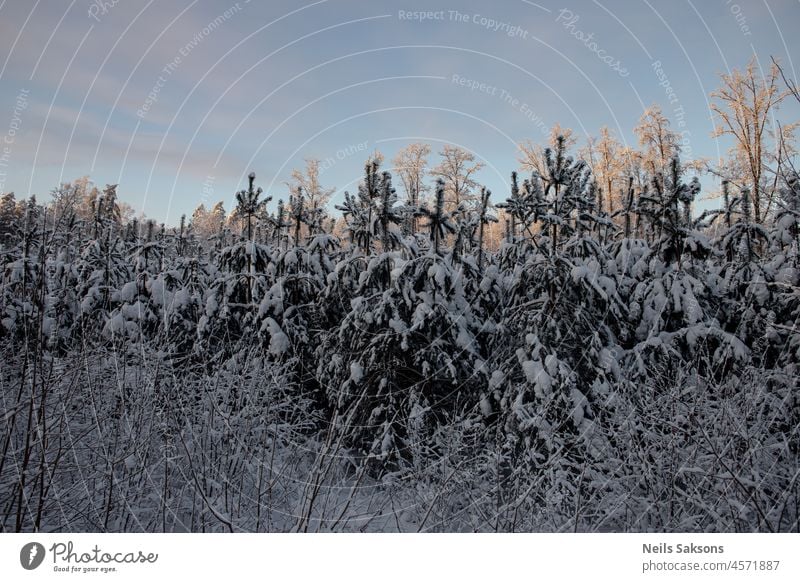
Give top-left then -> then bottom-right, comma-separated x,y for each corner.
1,133 -> 798,532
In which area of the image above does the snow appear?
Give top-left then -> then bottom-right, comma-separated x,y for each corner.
173,288 -> 191,309
349,362 -> 363,383
264,317 -> 290,356
205,294 -> 219,317
283,250 -> 297,267
455,325 -> 473,351
479,394 -> 493,417
149,277 -> 166,305
521,358 -> 552,397
544,354 -> 558,376
388,318 -> 407,334
489,370 -> 505,389
117,281 -> 138,302
570,388 -> 587,426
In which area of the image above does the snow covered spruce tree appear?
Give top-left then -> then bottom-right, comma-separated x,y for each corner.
317,172 -> 488,475
199,172 -> 273,356
481,137 -> 627,528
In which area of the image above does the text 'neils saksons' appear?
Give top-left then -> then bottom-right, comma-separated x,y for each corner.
643,543 -> 724,554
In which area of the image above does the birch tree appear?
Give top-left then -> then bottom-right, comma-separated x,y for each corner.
430,145 -> 484,212
392,143 -> 430,234
710,57 -> 796,223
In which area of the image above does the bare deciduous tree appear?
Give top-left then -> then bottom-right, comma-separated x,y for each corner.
392,143 -> 431,234
710,57 -> 796,223
288,158 -> 335,214
634,105 -> 681,176
430,145 -> 484,212
582,127 -> 625,216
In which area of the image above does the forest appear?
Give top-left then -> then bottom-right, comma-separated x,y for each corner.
1,60 -> 798,533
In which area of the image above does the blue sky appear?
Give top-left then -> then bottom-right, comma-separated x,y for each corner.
0,0 -> 798,222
